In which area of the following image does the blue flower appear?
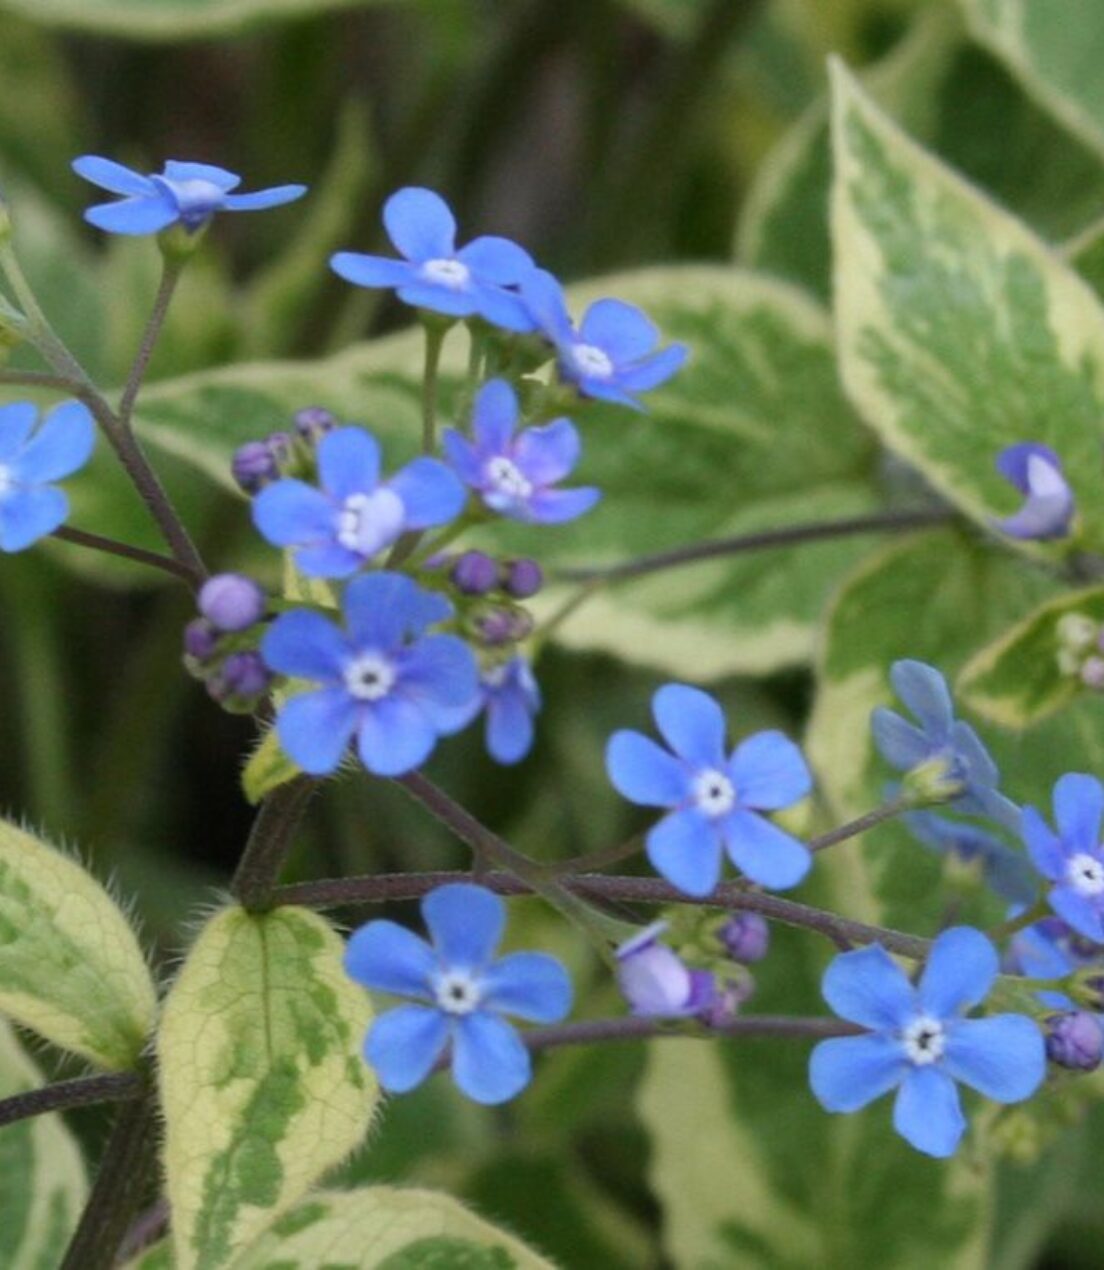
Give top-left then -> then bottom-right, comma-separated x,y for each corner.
994,443 -> 1074,541
903,809 -> 1036,905
615,921 -> 716,1018
344,882 -> 572,1104
810,928 -> 1045,1157
331,188 -> 535,332
443,380 -> 599,524
261,572 -> 478,777
1007,915 -> 1098,1010
73,157 -> 305,235
521,269 -> 687,409
1022,773 -> 1104,944
0,401 -> 94,552
872,660 -> 1018,828
471,655 -> 542,765
606,683 -> 812,897
252,427 -> 464,578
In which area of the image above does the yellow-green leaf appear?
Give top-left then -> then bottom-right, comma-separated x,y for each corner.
158,905 -> 378,1270
241,725 -> 301,806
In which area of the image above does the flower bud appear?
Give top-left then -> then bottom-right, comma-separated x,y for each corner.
1057,612 -> 1098,653
901,753 -> 966,807
502,558 -> 543,600
198,573 -> 267,633
266,430 -> 295,465
1045,1010 -> 1104,1071
1082,656 -> 1104,690
616,922 -> 695,1017
207,651 -> 272,711
699,971 -> 753,1028
294,406 -> 337,441
473,604 -> 535,647
718,913 -> 770,964
231,441 -> 279,495
183,617 -> 219,663
452,550 -> 498,596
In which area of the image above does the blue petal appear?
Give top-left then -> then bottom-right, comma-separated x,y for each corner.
572,373 -> 642,410
996,441 -> 1061,494
1053,773 -> 1104,852
441,429 -> 482,486
481,952 -> 572,1022
222,185 -> 306,211
262,609 -> 348,680
365,1004 -> 450,1094
890,659 -> 954,736
383,187 -> 456,262
645,808 -> 722,898
344,571 -> 449,648
472,285 -> 538,333
513,418 -> 580,485
395,282 -> 478,317
162,160 -> 240,188
84,194 -> 178,235
996,494 -> 1074,541
12,401 -> 94,483
423,883 -> 504,966
252,479 -> 333,548
399,634 -> 480,711
344,920 -> 435,999
356,696 -> 437,776
893,1067 -> 965,1158
605,730 -> 686,807
72,155 -> 152,196
1048,885 -> 1104,942
652,683 -> 727,768
525,487 -> 601,524
916,926 -> 998,1018
293,541 -> 362,579
728,730 -> 811,811
871,708 -> 931,771
579,299 -> 658,361
0,403 -> 38,461
1011,922 -> 1076,979
520,269 -> 575,347
318,427 -> 381,500
452,1012 -> 530,1104
471,379 -> 518,455
486,687 -> 536,764
721,809 -> 811,890
614,342 -> 689,393
1021,805 -> 1066,881
951,721 -> 999,789
388,457 -> 466,529
456,235 -> 533,284
330,252 -> 417,288
809,1033 -> 906,1112
942,1015 -> 1045,1102
821,943 -> 915,1029
275,687 -> 358,775
0,487 -> 68,552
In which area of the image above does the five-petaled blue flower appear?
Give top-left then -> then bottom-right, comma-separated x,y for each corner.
344,882 -> 572,1104
1022,773 -> 1104,944
903,808 -> 1036,906
0,401 -> 94,552
872,660 -> 1018,829
443,379 -> 599,524
252,427 -> 464,578
455,654 -> 542,766
521,269 -> 687,410
606,683 -> 812,896
994,443 -> 1074,541
261,572 -> 478,777
810,927 -> 1045,1158
73,157 -> 305,235
331,188 -> 535,332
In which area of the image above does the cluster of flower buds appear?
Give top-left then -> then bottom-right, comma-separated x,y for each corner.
1045,1011 -> 1104,1072
230,405 -> 338,495
182,572 -> 273,712
446,550 -> 543,601
1055,612 -> 1104,689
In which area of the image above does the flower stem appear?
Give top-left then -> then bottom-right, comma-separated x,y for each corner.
421,321 -> 447,454
230,776 -> 317,912
118,258 -> 184,428
0,1070 -> 142,1130
51,524 -> 199,585
516,1013 -> 861,1055
550,833 -> 643,876
0,368 -> 79,391
809,797 -> 910,853
988,898 -> 1049,944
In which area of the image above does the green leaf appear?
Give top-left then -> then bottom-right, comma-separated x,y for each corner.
0,818 -> 157,1069
961,0 -> 1104,160
241,726 -> 301,806
830,59 -> 1104,556
0,1019 -> 87,1269
158,905 -> 378,1270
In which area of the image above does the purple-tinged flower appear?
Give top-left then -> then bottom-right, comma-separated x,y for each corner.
345,882 -> 571,1104
615,922 -> 715,1018
472,605 -> 534,648
261,572 -> 478,777
606,684 -> 812,897
294,406 -> 336,442
331,188 -> 535,332
73,157 -> 305,235
1021,773 -> 1104,944
810,928 -> 1045,1158
903,809 -> 1036,905
872,660 -> 1018,829
231,440 -> 280,495
521,269 -> 687,410
253,427 -> 464,578
1045,1010 -> 1103,1071
451,550 -> 498,596
198,573 -> 266,633
994,443 -> 1074,541
453,655 -> 542,765
0,401 -> 94,552
503,558 -> 543,599
208,651 -> 271,708
718,913 -> 770,964
443,380 -> 599,524
183,618 -> 219,664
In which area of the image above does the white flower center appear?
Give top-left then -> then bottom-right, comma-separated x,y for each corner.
0,464 -> 15,499
434,968 -> 483,1015
902,1014 -> 946,1066
343,652 -> 396,702
421,258 -> 471,290
1067,852 -> 1104,897
570,343 -> 615,380
484,455 -> 532,500
692,768 -> 736,818
335,488 -> 405,557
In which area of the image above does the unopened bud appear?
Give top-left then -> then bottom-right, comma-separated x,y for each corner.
1046,1010 -> 1104,1071
1070,969 -> 1104,1010
1057,612 -> 1098,653
231,441 -> 279,495
718,913 -> 770,964
503,558 -> 543,599
183,618 -> 219,663
266,430 -> 295,466
294,406 -> 337,441
902,754 -> 966,807
1082,656 -> 1104,690
616,922 -> 696,1017
207,651 -> 272,712
199,573 -> 267,632
699,971 -> 754,1028
473,604 -> 534,647
1057,647 -> 1083,676
452,550 -> 498,596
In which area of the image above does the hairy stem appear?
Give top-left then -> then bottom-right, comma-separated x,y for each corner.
809,798 -> 909,853
52,524 -> 199,585
0,1070 -> 142,1130
0,367 -> 79,391
517,1013 -> 861,1055
231,776 -> 317,912
118,258 -> 184,427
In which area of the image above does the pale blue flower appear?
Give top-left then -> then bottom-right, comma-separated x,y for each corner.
0,401 -> 94,552
994,443 -> 1074,541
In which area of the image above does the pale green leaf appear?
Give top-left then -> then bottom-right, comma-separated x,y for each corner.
830,59 -> 1104,555
241,726 -> 300,806
0,819 -> 157,1069
0,1019 -> 87,1269
158,905 -> 378,1270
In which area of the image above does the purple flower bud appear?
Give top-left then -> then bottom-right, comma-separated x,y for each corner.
616,922 -> 696,1017
1046,1010 -> 1104,1071
266,430 -> 295,465
503,558 -> 543,599
718,913 -> 770,964
294,405 -> 337,441
231,441 -> 279,494
452,550 -> 498,596
1082,656 -> 1104,690
183,617 -> 219,662
208,650 -> 272,707
198,573 -> 267,633
474,605 -> 534,647
699,973 -> 753,1028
